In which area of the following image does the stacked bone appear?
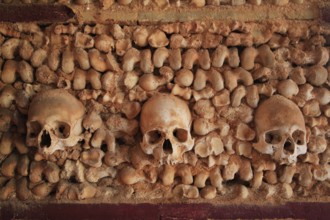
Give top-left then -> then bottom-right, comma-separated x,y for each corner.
0,21 -> 329,201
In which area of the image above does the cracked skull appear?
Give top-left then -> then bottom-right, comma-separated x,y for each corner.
140,93 -> 194,165
254,95 -> 307,165
26,89 -> 85,155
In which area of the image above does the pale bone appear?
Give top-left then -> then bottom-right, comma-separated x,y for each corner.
138,69 -> 169,91
297,164 -> 313,188
279,183 -> 293,199
194,132 -> 224,158
115,39 -> 132,56
171,84 -> 192,100
16,155 -> 29,176
193,118 -> 229,136
84,24 -> 108,35
140,93 -> 194,165
175,69 -> 194,87
251,171 -> 263,188
83,111 -> 103,133
264,170 -> 277,185
235,123 -> 255,141
32,182 -> 54,198
223,67 -> 253,91
148,29 -> 169,48
192,85 -> 215,101
74,48 -> 90,70
140,49 -> 154,74
73,68 -> 102,90
234,141 -> 252,158
106,114 -> 139,136
200,186 -> 217,199
80,149 -> 105,168
254,95 -> 307,165
19,40 -> 34,60
172,184 -> 199,199
17,60 -> 34,83
27,89 -> 85,155
301,152 -> 319,165
211,45 -> 240,68
61,48 -> 75,74
302,100 -> 321,117
307,135 -> 327,154
29,48 -> 46,68
74,32 -> 94,48
305,116 -> 328,128
47,48 -> 61,71
277,79 -> 299,99
193,68 -> 224,91
304,65 -> 328,87
1,153 -> 18,177
119,166 -> 145,185
225,32 -> 253,47
193,99 -> 215,119
110,24 -> 125,40
279,165 -> 296,184
1,38 -> 20,59
212,90 -> 230,107
54,23 -> 78,35
35,65 -> 58,84
133,26 -> 149,47
89,49 -> 108,72
1,60 -> 18,84
104,145 -> 129,167
99,0 -> 115,10
85,166 -> 116,183
313,165 -> 330,181
121,101 -> 141,120
231,85 -> 246,107
60,160 -> 85,183
191,0 -> 206,7
246,85 -> 259,108
168,33 -> 187,47
176,164 -> 193,185
289,47 -> 329,66
44,162 -> 60,183
124,71 -> 139,90
29,161 -> 46,183
95,34 -> 114,53
256,81 -> 276,97
122,48 -> 141,72
90,127 -> 115,152
241,45 -> 275,70
313,87 -> 330,106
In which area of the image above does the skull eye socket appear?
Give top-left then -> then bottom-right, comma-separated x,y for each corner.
54,121 -> 71,139
292,130 -> 305,145
28,121 -> 41,138
173,128 -> 188,142
146,130 -> 163,144
265,130 -> 282,144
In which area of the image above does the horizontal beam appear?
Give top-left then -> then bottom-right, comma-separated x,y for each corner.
0,3 -> 325,24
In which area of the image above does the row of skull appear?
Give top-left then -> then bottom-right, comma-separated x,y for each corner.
26,89 -> 307,165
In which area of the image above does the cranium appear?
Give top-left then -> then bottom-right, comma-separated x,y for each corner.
27,89 -> 85,155
140,93 -> 194,165
254,95 -> 307,165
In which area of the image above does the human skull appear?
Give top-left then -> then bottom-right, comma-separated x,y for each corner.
254,95 -> 307,165
140,93 -> 194,165
26,89 -> 85,155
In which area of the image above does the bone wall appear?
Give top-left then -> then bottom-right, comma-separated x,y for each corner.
0,21 -> 329,202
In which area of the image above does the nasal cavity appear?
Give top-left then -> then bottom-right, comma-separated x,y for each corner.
40,130 -> 51,148
284,140 -> 294,153
163,139 -> 173,154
